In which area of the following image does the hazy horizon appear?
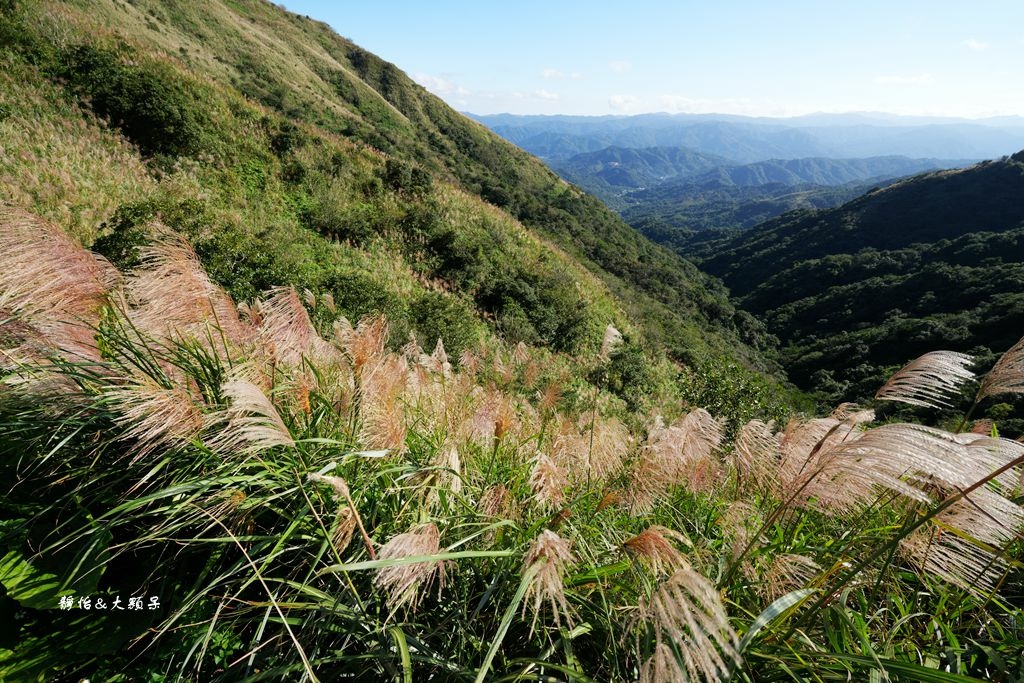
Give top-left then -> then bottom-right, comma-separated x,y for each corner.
466,110 -> 1024,123
282,1 -> 1024,120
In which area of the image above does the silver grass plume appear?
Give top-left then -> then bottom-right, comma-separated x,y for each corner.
640,642 -> 682,683
587,416 -> 631,482
875,350 -> 975,409
598,323 -> 623,362
522,530 -> 575,633
635,565 -> 741,682
732,419 -> 779,490
530,451 -> 568,509
106,371 -> 205,461
374,523 -> 448,612
830,402 -> 876,425
777,416 -> 861,505
126,231 -> 246,349
900,523 -> 1008,596
630,409 -> 724,510
420,337 -> 451,377
0,207 -> 117,362
977,335 -> 1024,401
806,423 -> 1024,592
357,354 -> 408,453
308,473 -> 359,553
624,526 -> 690,576
760,554 -> 821,601
206,368 -> 295,454
253,287 -> 341,367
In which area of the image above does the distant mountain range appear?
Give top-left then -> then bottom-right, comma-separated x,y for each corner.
471,112 -> 1024,163
551,145 -> 971,233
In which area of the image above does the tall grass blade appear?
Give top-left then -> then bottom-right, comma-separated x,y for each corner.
738,588 -> 817,653
475,564 -> 540,683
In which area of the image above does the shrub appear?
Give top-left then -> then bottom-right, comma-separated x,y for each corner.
60,44 -> 205,156
409,291 -> 479,360
383,157 -> 432,196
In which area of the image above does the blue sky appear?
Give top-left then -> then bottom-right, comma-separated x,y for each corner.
281,1 -> 1024,118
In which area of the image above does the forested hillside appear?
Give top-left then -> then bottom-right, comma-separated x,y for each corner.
551,146 -> 729,206
695,154 -> 1024,402
547,143 -> 967,239
626,180 -> 879,250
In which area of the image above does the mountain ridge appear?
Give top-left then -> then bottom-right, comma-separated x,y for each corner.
473,112 -> 1024,162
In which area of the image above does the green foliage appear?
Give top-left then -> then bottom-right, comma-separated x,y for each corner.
695,157 -> 1024,407
269,119 -> 309,156
409,291 -> 479,360
92,206 -> 153,270
679,357 -> 796,434
383,157 -> 432,196
600,340 -> 659,412
59,44 -> 206,157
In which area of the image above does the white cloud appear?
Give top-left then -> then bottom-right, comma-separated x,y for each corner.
874,73 -> 935,85
608,94 -> 640,112
963,38 -> 990,51
608,60 -> 632,74
413,73 -> 470,97
542,68 -> 584,80
658,95 -> 802,117
534,88 -> 560,101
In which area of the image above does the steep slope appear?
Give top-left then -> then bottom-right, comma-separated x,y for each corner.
0,0 -> 782,381
694,154 -> 1024,400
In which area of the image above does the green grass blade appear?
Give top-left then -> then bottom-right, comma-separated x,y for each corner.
389,626 -> 413,683
475,564 -> 538,683
808,652 -> 989,682
739,588 -> 816,653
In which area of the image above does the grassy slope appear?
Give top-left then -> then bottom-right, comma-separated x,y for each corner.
0,0 -> 794,410
85,0 -> 770,367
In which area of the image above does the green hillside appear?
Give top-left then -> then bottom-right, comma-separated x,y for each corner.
551,147 -> 961,236
0,0 -> 791,375
694,154 -> 1024,402
625,179 -> 881,240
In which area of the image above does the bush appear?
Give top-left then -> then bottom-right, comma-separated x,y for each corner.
383,158 -> 432,196
60,44 -> 205,156
601,341 -> 658,412
269,119 -> 308,156
410,291 -> 479,359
